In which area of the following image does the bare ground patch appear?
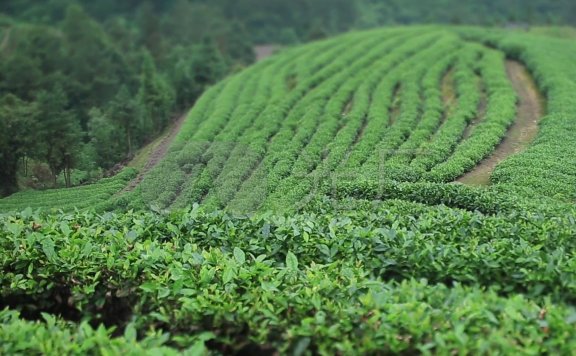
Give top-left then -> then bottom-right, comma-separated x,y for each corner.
254,45 -> 281,62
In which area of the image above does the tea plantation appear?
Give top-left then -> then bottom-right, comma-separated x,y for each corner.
2,26 -> 576,354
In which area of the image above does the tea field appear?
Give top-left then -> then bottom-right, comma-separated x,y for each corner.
2,26 -> 576,354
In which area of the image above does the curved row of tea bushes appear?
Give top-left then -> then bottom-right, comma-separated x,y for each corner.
427,48 -> 517,181
261,33 -> 462,210
144,30 -> 412,211
458,28 -> 576,200
0,169 -> 137,213
208,32 -> 424,209
208,32 -> 421,209
410,44 -> 483,174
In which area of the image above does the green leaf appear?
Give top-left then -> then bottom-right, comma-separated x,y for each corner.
286,251 -> 298,270
223,265 -> 236,284
139,282 -> 156,293
60,222 -> 71,237
261,223 -> 271,238
126,230 -> 138,242
6,223 -> 23,237
41,313 -> 56,329
42,238 -> 56,262
124,323 -> 137,342
293,337 -> 311,356
157,287 -> 170,299
233,247 -> 246,265
261,281 -> 280,292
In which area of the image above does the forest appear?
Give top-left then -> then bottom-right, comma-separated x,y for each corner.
0,0 -> 575,198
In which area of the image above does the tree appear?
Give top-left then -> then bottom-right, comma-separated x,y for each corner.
35,86 -> 82,187
0,24 -> 63,100
0,94 -> 37,196
137,51 -> 175,136
107,86 -> 139,156
166,46 -> 197,110
190,38 -> 228,93
87,108 -> 124,168
216,21 -> 255,66
167,40 -> 227,110
137,1 -> 164,61
61,4 -> 132,117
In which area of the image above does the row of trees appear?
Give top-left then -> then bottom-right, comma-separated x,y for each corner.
6,0 -> 575,45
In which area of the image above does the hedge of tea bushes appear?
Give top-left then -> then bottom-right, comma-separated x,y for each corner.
3,203 -> 576,354
0,168 -> 137,213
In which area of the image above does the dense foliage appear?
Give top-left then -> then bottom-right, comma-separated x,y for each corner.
2,202 -> 576,354
2,24 -> 576,355
88,26 -> 567,213
0,2 -> 251,195
3,0 -> 576,43
0,169 -> 137,213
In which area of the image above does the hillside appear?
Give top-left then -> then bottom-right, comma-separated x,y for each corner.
2,26 -> 576,354
3,26 -> 576,213
123,26 -> 573,213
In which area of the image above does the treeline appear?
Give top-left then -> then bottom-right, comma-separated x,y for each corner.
3,1 -> 576,43
0,2 -> 253,196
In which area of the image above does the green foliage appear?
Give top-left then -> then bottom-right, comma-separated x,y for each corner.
0,168 -> 137,213
123,26 -> 575,212
2,24 -> 576,354
35,86 -> 82,187
458,27 -> 576,200
0,1 -> 253,192
2,204 -> 576,354
137,51 -> 176,136
0,95 -> 37,196
0,309 -> 187,355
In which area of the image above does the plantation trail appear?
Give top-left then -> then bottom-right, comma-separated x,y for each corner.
457,60 -> 544,185
124,113 -> 187,192
254,45 -> 281,62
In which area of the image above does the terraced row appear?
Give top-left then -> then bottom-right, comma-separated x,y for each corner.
0,169 -> 136,213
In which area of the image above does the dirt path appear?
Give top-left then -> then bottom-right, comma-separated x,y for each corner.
124,113 -> 188,191
457,60 -> 544,185
254,45 -> 281,62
